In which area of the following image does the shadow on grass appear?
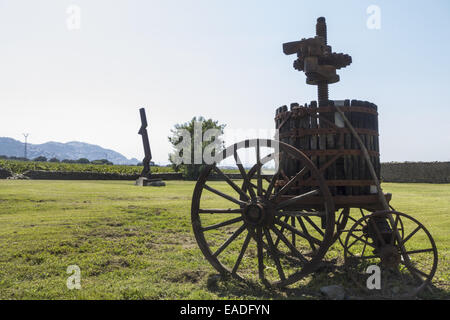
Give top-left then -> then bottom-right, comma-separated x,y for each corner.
205,258 -> 450,300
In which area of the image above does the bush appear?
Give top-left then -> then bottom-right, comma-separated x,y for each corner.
91,159 -> 113,165
33,156 -> 47,162
9,156 -> 28,161
49,158 -> 60,163
77,158 -> 90,164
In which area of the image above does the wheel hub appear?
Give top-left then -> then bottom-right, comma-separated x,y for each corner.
242,202 -> 274,227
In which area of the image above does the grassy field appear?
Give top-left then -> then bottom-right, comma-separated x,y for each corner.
0,180 -> 448,299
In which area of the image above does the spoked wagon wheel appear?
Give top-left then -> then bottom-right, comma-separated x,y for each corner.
191,139 -> 335,287
343,210 -> 438,298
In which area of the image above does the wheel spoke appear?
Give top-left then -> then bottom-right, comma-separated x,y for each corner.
348,233 -> 376,250
400,225 -> 421,247
213,166 -> 249,201
263,176 -> 272,183
297,217 -> 317,252
346,237 -> 359,253
303,216 -> 325,237
360,236 -> 368,257
274,215 -> 290,247
256,227 -> 265,280
359,208 -> 366,219
250,182 -> 267,195
232,231 -> 252,274
390,214 -> 401,245
271,225 -> 308,263
401,261 -> 429,280
199,208 -> 242,214
256,140 -> 263,197
276,218 -> 322,245
275,189 -> 319,210
276,211 -> 323,218
203,184 -> 246,206
291,217 -> 296,248
202,216 -> 244,232
264,228 -> 286,281
234,147 -> 257,201
404,248 -> 434,255
213,224 -> 246,257
273,167 -> 309,200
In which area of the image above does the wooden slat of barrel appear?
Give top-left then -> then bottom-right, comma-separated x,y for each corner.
328,101 -> 337,195
319,101 -> 335,195
302,103 -> 312,192
318,101 -> 328,194
370,102 -> 376,192
280,105 -> 289,188
351,100 -> 360,195
291,103 -> 301,194
343,100 -> 352,195
309,101 -> 318,188
373,103 -> 381,179
361,104 -> 368,194
334,101 -> 345,195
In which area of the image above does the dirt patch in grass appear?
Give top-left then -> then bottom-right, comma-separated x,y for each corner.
34,199 -> 57,203
168,270 -> 207,284
106,222 -> 124,227
86,228 -> 140,239
101,257 -> 131,269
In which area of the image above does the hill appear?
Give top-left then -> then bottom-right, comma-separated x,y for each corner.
0,137 -> 139,165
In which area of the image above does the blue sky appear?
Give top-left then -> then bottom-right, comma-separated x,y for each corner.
0,0 -> 449,164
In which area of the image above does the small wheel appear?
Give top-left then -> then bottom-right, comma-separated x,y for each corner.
336,208 -> 404,249
343,210 -> 438,298
191,139 -> 335,287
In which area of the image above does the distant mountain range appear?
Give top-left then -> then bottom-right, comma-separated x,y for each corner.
0,137 -> 139,165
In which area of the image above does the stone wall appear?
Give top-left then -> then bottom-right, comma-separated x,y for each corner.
381,162 -> 450,183
3,163 -> 449,183
0,167 -> 13,179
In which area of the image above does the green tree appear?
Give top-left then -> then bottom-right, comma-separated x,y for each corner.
33,156 -> 47,162
77,158 -> 90,164
49,157 -> 60,163
168,116 -> 226,180
92,159 -> 113,165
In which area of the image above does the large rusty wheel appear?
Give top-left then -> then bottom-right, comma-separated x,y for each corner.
343,210 -> 438,298
191,139 -> 335,287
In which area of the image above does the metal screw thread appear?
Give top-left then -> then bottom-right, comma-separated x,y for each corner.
316,17 -> 328,104
318,82 -> 329,103
316,17 -> 327,45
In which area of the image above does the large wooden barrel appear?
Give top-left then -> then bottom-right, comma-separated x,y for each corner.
275,100 -> 380,197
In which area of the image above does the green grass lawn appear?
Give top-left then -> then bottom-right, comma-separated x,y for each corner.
0,180 -> 448,299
